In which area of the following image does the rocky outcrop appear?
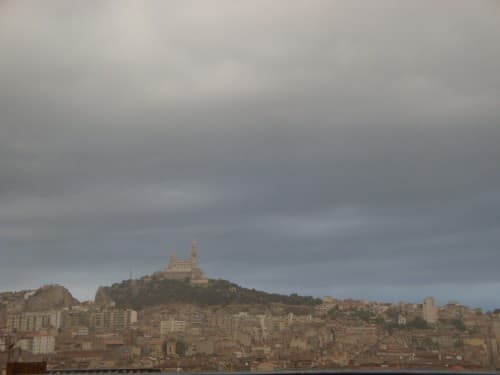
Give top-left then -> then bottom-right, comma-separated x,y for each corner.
94,286 -> 115,307
24,285 -> 79,311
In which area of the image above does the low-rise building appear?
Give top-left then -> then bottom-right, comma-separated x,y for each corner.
15,337 -> 33,352
398,314 -> 407,326
160,319 -> 186,335
32,334 -> 56,354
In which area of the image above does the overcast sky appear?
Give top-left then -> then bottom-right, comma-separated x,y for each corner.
1,1 -> 499,308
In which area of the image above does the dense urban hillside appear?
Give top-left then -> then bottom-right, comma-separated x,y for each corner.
95,276 -> 321,310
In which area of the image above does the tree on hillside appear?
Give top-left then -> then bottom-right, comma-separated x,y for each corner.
176,340 -> 188,357
408,316 -> 430,329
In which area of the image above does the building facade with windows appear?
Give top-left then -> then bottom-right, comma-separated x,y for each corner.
90,309 -> 137,330
7,311 -> 62,332
32,335 -> 56,354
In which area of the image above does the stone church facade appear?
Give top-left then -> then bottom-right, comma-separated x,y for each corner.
163,241 -> 208,285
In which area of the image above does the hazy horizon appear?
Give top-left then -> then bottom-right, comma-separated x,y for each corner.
2,250 -> 500,311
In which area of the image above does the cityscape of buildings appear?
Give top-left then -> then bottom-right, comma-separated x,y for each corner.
1,243 -> 500,372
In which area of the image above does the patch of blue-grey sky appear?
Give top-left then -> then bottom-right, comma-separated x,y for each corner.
0,1 -> 499,308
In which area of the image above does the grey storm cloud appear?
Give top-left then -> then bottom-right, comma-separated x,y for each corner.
1,1 -> 499,308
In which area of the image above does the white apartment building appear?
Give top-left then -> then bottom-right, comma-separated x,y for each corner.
72,327 -> 89,336
160,319 -> 187,335
32,335 -> 56,354
90,309 -> 137,330
15,338 -> 33,352
7,311 -> 62,332
398,314 -> 407,325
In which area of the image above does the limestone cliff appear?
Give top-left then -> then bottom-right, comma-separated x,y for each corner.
94,286 -> 115,307
0,285 -> 79,312
24,284 -> 79,311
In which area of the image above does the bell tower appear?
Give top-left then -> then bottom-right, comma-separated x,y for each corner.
190,240 -> 198,265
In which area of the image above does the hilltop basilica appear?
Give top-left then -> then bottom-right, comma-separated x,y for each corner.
162,241 -> 208,285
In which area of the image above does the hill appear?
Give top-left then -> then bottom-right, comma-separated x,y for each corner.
25,284 -> 79,311
95,276 -> 321,310
0,284 -> 79,313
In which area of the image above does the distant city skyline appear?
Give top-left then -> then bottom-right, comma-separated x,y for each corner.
0,240 -> 496,312
3,282 -> 496,370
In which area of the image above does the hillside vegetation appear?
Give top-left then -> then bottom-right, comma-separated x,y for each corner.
95,276 -> 321,310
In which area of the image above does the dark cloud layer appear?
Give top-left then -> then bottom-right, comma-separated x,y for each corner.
1,1 -> 499,308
